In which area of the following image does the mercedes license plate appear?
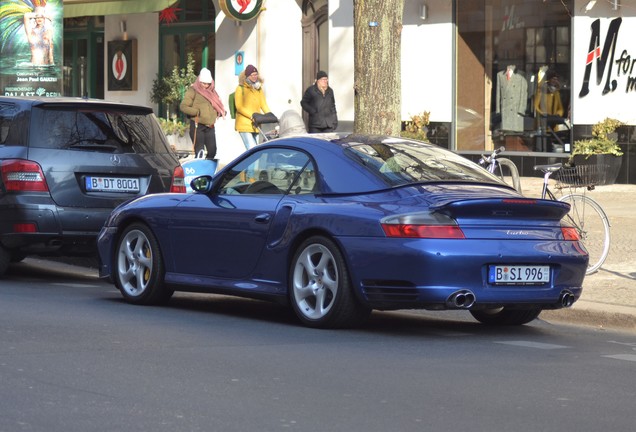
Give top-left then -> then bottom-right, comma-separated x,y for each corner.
86,176 -> 140,193
488,265 -> 550,285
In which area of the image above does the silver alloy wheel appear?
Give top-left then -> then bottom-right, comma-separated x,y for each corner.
117,228 -> 153,297
292,243 -> 338,320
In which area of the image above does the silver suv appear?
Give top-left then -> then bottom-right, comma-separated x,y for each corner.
0,96 -> 185,276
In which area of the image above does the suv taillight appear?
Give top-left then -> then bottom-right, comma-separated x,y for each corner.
1,159 -> 49,192
171,165 -> 186,193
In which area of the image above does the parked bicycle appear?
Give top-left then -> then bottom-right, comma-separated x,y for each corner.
479,146 -> 522,193
534,163 -> 611,275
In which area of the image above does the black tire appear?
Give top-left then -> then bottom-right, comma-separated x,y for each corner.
113,223 -> 173,305
0,246 -> 10,277
289,236 -> 371,329
470,307 -> 542,326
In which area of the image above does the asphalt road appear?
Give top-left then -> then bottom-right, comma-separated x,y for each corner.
1,258 -> 635,432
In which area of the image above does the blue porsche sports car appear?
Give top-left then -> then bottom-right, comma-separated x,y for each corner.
97,134 -> 588,328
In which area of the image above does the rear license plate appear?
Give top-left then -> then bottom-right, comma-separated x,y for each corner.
488,265 -> 550,285
86,176 -> 140,193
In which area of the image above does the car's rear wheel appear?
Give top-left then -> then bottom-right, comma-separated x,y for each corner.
289,236 -> 370,329
470,307 -> 542,325
114,223 -> 173,305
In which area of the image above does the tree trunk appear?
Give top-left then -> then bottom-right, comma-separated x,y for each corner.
353,0 -> 403,136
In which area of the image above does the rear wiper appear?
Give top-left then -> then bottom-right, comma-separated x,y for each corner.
67,139 -> 118,152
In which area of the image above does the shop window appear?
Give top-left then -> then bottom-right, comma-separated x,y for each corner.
159,0 -> 216,83
158,0 -> 216,119
457,0 -> 572,154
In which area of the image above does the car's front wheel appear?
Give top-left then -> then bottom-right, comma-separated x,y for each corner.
470,307 -> 542,325
114,223 -> 173,305
289,236 -> 370,329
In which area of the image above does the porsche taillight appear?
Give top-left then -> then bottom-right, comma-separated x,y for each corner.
561,226 -> 580,241
171,165 -> 186,193
382,224 -> 465,239
1,159 -> 49,192
381,213 -> 465,239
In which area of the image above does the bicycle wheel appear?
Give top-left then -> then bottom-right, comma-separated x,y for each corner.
559,193 -> 610,274
495,158 -> 522,194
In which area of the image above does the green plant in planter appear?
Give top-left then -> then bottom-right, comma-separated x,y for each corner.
158,117 -> 189,137
570,117 -> 624,160
401,111 -> 430,141
150,52 -> 198,119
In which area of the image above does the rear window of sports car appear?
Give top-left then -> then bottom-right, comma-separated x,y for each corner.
344,142 -> 501,187
29,106 -> 171,154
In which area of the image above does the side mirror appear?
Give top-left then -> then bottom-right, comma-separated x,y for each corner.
190,175 -> 214,193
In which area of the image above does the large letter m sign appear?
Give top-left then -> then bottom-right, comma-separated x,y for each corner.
579,18 -> 622,97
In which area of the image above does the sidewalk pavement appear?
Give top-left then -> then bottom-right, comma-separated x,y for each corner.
519,176 -> 636,333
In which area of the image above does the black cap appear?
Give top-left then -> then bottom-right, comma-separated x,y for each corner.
316,70 -> 328,80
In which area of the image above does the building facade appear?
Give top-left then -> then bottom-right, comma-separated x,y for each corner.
1,0 -> 634,183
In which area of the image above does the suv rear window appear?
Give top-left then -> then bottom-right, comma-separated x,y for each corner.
0,102 -> 26,145
30,106 -> 171,154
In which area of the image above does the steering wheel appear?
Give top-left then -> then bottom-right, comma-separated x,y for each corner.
243,180 -> 282,195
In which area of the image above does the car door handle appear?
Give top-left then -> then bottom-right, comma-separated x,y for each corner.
254,213 -> 271,224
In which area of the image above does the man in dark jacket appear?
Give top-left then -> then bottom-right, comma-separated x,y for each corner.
301,71 -> 338,133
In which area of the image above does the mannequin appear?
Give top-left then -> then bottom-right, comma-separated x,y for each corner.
496,65 -> 528,132
534,68 -> 564,128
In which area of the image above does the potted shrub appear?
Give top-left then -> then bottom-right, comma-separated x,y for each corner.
401,111 -> 430,141
150,52 -> 197,126
158,117 -> 191,153
151,53 -> 197,154
569,117 -> 623,185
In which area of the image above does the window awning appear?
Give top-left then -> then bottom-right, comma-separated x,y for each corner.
63,0 -> 178,18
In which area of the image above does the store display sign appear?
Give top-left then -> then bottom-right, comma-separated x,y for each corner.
108,40 -> 138,91
220,0 -> 263,22
573,16 -> 636,124
0,0 -> 63,97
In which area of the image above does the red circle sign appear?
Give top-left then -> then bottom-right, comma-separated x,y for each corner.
111,50 -> 128,81
219,0 -> 263,22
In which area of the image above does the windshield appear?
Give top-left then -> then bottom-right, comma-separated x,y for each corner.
343,139 -> 503,187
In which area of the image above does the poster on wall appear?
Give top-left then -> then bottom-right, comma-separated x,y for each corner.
573,16 -> 636,124
107,39 -> 137,91
0,0 -> 63,97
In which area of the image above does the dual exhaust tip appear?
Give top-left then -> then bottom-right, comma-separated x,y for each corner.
560,290 -> 576,308
446,289 -> 575,310
447,290 -> 476,309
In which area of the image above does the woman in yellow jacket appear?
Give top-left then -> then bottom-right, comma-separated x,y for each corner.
235,64 -> 271,150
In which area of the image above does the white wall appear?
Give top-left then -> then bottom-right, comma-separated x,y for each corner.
329,0 -> 454,126
103,13 -> 159,107
401,0 -> 454,123
572,1 -> 636,125
213,0 -> 303,165
329,1 -> 355,128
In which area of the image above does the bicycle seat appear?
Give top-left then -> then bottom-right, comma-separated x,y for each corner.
533,163 -> 562,173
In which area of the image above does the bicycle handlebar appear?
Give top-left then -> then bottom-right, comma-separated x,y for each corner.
479,146 -> 506,166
